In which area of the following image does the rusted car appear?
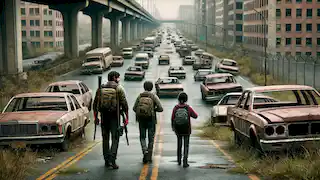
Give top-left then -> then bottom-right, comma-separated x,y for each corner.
124,66 -> 145,81
134,53 -> 149,69
168,66 -> 186,79
191,45 -> 199,51
227,85 -> 320,152
193,53 -> 214,70
194,69 -> 215,81
215,58 -> 240,75
45,80 -> 93,111
121,48 -> 133,59
200,73 -> 242,101
194,49 -> 204,57
182,56 -> 196,65
155,77 -> 184,97
0,92 -> 90,151
158,55 -> 170,65
111,56 -> 124,67
212,92 -> 277,125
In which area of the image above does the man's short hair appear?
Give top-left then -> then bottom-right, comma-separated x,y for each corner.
178,92 -> 188,103
143,81 -> 153,91
108,71 -> 120,81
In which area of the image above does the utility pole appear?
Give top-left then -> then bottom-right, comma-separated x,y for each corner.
202,0 -> 207,51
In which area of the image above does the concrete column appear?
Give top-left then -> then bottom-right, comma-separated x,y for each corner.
137,21 -> 142,38
0,0 -> 23,75
110,17 -> 120,49
120,19 -> 130,44
50,2 -> 88,58
131,20 -> 138,40
90,12 -> 103,48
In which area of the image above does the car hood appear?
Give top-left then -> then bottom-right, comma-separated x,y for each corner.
256,106 -> 320,123
125,71 -> 143,75
0,111 -> 68,123
170,70 -> 185,73
206,83 -> 241,90
219,64 -> 239,71
122,52 -> 132,54
83,61 -> 101,66
135,61 -> 148,64
158,84 -> 183,89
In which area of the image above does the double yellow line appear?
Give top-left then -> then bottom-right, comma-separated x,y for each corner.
36,141 -> 101,180
139,112 -> 164,180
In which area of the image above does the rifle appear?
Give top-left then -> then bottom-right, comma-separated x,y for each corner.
94,76 -> 102,140
121,112 -> 129,146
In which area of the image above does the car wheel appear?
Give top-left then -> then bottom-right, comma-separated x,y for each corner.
60,129 -> 71,152
250,130 -> 263,155
234,130 -> 242,146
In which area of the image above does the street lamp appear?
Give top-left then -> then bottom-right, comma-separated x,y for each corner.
252,8 -> 267,86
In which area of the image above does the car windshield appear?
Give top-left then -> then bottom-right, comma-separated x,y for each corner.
220,95 -> 241,105
159,78 -> 180,84
198,71 -> 211,76
160,55 -> 169,58
206,76 -> 236,84
222,60 -> 237,66
86,58 -> 99,62
47,84 -> 80,94
4,96 -> 68,112
128,67 -> 141,71
136,57 -> 147,61
171,67 -> 184,70
185,57 -> 192,59
122,49 -> 132,52
252,89 -> 320,109
144,41 -> 154,45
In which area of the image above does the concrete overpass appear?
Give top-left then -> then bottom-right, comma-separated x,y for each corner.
0,0 -> 160,75
159,20 -> 185,23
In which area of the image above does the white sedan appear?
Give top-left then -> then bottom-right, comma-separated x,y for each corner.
45,80 -> 93,111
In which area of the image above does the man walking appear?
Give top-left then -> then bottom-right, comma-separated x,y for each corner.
133,81 -> 163,164
93,71 -> 129,169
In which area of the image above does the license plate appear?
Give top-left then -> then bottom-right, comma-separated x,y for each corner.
10,142 -> 26,149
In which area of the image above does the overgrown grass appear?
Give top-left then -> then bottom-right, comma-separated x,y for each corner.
0,150 -> 37,180
197,120 -> 320,180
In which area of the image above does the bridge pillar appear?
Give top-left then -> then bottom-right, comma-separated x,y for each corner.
0,0 -> 23,75
110,17 -> 120,49
88,12 -> 103,49
50,1 -> 88,58
137,20 -> 143,38
120,16 -> 134,44
131,20 -> 138,40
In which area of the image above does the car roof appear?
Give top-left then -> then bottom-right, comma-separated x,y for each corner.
48,80 -> 81,86
198,69 -> 213,72
248,85 -> 314,93
135,53 -> 149,57
224,92 -> 243,96
129,66 -> 142,69
14,92 -> 69,98
206,73 -> 233,78
160,54 -> 169,56
122,47 -> 132,50
202,52 -> 213,57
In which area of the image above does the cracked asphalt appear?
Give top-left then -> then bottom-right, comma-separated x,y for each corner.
32,26 -> 255,180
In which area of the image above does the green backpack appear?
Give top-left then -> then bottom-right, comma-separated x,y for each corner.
100,85 -> 118,112
136,93 -> 154,119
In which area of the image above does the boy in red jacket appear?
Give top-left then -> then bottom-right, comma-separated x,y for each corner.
171,92 -> 198,168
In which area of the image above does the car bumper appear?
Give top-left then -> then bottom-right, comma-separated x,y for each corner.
216,69 -> 239,75
111,62 -> 123,67
135,64 -> 149,69
124,75 -> 144,80
204,95 -> 223,101
169,74 -> 186,78
81,68 -> 103,74
0,134 -> 65,146
260,137 -> 320,152
159,60 -> 169,65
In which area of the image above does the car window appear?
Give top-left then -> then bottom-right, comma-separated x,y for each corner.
244,92 -> 252,110
70,95 -> 81,109
51,84 -> 81,94
67,96 -> 75,111
238,92 -> 249,108
222,60 -> 237,66
206,76 -> 235,84
81,83 -> 89,92
79,83 -> 86,93
220,95 -> 241,105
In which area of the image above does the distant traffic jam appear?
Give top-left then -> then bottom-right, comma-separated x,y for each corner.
1,27 -> 320,154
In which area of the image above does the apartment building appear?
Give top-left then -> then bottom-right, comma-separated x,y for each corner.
227,0 -> 244,45
243,0 -> 320,56
178,5 -> 194,21
20,2 -> 64,51
214,0 -> 229,42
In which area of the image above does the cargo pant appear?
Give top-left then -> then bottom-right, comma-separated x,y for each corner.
101,114 -> 120,164
139,120 -> 156,160
177,135 -> 190,163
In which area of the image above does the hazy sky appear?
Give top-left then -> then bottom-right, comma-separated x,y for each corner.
155,0 -> 193,19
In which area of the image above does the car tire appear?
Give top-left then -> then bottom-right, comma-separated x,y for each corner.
60,129 -> 71,152
250,130 -> 263,155
234,130 -> 242,146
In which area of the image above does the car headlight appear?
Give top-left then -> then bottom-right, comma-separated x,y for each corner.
264,125 -> 286,137
40,124 -> 59,134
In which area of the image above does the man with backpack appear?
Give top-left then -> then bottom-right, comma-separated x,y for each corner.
93,71 -> 129,169
171,92 -> 198,168
133,81 -> 163,164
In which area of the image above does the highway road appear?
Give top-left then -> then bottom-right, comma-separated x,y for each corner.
31,30 -> 255,180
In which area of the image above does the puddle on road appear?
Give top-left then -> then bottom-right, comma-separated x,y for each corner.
58,165 -> 89,175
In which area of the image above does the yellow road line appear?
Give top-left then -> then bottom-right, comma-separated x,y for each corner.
44,142 -> 99,180
36,141 -> 101,180
150,112 -> 165,180
211,140 -> 260,180
139,120 -> 161,180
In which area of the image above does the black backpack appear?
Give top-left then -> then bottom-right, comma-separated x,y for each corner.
174,105 -> 189,127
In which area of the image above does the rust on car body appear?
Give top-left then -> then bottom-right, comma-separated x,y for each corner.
215,58 -> 240,75
111,56 -> 124,67
227,85 -> 320,152
155,77 -> 184,97
124,66 -> 145,80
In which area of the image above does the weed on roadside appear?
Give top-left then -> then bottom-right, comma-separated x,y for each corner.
0,149 -> 37,180
197,120 -> 320,180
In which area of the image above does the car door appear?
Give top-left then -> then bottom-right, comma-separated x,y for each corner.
231,91 -> 249,132
67,95 -> 78,132
79,82 -> 91,107
76,83 -> 85,106
70,95 -> 85,130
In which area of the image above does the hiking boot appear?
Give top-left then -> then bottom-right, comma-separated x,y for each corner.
177,159 -> 181,165
183,163 -> 189,168
104,159 -> 111,167
143,152 -> 148,164
109,161 -> 119,169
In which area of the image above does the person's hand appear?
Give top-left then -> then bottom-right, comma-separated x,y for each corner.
124,113 -> 129,125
